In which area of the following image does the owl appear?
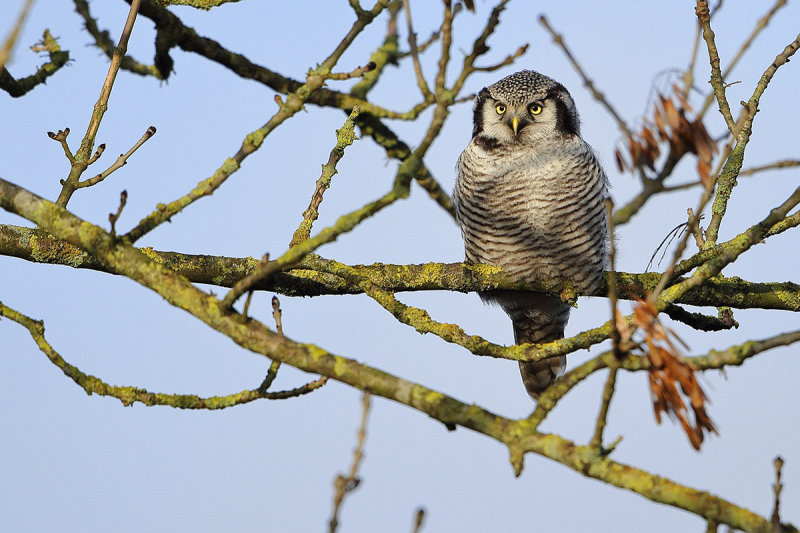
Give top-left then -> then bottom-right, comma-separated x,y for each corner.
454,70 -> 608,399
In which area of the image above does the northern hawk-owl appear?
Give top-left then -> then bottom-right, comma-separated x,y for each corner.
454,70 -> 608,399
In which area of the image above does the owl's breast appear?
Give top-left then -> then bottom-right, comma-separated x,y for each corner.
454,142 -> 607,290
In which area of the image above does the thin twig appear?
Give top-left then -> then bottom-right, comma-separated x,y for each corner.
605,199 -> 622,357
271,295 -> 284,336
695,0 -> 737,132
704,29 -> 800,247
398,30 -> 440,58
57,0 -> 143,207
47,128 -> 75,164
595,203 -> 624,457
259,296 -> 283,392
433,0 -> 454,93
688,209 -> 705,248
589,365 -> 619,450
242,290 -> 254,317
0,301 -> 326,408
328,392 -> 372,533
76,126 -> 156,189
451,0 -> 511,96
74,0 -> 162,78
739,159 -> 800,177
473,44 -> 529,72
108,190 -> 128,237
0,0 -> 36,70
682,20 -> 703,101
289,107 -> 360,247
326,62 -> 377,81
223,182 -> 405,308
538,15 -> 631,137
123,5 -> 386,244
699,0 -> 788,118
401,0 -> 433,100
771,456 -> 784,530
411,508 -> 426,533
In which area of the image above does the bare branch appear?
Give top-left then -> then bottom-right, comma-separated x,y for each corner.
124,8 -> 386,244
539,15 -> 631,137
0,178 -> 792,530
411,508 -> 425,533
1,29 -> 70,97
47,128 -> 75,164
739,159 -> 800,177
704,29 -> 800,246
76,126 -> 156,189
695,0 -> 737,132
698,0 -> 788,118
400,0 -> 434,100
328,393 -> 371,533
0,301 -> 326,409
0,0 -> 36,71
108,190 -> 128,237
57,0 -> 143,207
290,107 -> 361,247
589,365 -> 619,451
771,456 -> 785,529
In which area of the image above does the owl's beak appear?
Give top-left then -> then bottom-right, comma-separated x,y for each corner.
511,116 -> 520,136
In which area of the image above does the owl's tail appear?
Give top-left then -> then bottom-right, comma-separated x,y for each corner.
481,291 -> 572,399
486,291 -> 571,399
512,307 -> 569,399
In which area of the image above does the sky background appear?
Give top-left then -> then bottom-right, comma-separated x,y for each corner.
1,1 -> 799,531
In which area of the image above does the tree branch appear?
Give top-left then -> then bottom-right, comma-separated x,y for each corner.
0,178 -> 795,531
2,224 -> 800,313
0,30 -> 70,97
0,301 -> 327,408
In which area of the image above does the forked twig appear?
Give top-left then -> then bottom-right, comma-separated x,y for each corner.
108,190 -> 128,237
57,0 -> 143,207
77,126 -> 156,189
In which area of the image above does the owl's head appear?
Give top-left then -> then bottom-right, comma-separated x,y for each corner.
471,70 -> 580,147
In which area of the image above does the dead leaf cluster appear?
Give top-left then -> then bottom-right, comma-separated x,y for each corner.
624,299 -> 718,450
615,83 -> 718,188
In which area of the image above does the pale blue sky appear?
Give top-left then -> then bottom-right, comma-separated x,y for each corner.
2,1 -> 798,531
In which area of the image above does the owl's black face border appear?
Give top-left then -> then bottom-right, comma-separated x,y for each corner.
545,85 -> 580,137
471,87 -> 493,138
471,85 -> 580,144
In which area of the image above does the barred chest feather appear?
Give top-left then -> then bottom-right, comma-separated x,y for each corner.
454,137 -> 608,293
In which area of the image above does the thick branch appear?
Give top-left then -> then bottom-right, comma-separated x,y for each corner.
2,224 -> 800,312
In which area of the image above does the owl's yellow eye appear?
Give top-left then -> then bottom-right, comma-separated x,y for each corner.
495,104 -> 506,115
529,103 -> 543,115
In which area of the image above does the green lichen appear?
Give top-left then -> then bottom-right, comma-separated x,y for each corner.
243,130 -> 266,150
333,356 -> 348,377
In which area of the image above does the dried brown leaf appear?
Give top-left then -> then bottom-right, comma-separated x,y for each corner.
672,82 -> 693,112
614,148 -> 627,173
653,106 -> 668,141
632,299 -> 717,449
662,97 -> 681,131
